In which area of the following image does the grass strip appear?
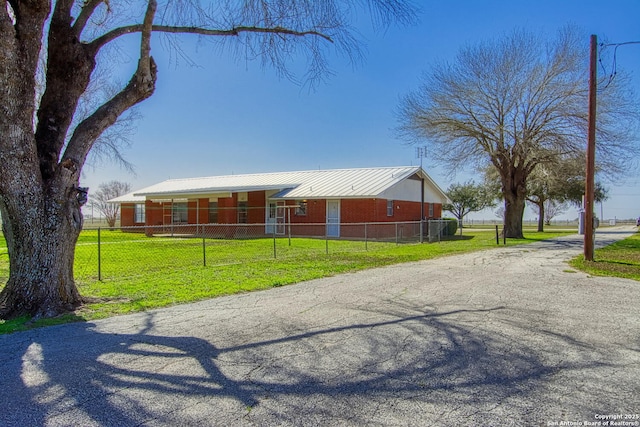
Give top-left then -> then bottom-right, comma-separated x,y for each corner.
569,231 -> 640,281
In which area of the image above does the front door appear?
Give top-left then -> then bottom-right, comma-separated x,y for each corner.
266,201 -> 286,235
276,202 -> 285,235
326,200 -> 340,237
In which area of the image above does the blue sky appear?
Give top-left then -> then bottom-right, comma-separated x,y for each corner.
81,0 -> 640,221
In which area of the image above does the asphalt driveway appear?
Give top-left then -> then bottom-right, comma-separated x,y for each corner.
1,227 -> 639,426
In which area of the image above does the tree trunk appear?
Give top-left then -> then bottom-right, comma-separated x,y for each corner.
536,201 -> 545,232
0,173 -> 85,320
502,171 -> 527,239
0,38 -> 85,319
503,197 -> 525,239
107,216 -> 117,231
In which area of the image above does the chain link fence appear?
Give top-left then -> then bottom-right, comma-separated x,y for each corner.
74,220 -> 456,282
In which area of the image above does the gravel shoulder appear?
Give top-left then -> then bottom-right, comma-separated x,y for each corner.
1,226 -> 639,426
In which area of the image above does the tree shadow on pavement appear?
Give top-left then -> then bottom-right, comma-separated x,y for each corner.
0,304 -> 615,426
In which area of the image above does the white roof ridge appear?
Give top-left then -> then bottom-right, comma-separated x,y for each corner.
119,165 -> 451,203
159,165 -> 418,182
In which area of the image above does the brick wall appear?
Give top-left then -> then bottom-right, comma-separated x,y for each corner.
146,200 -> 163,226
290,199 -> 327,224
197,198 -> 209,224
341,199 -> 441,223
120,203 -> 135,227
248,191 -> 266,224
116,193 -> 443,239
217,196 -> 235,224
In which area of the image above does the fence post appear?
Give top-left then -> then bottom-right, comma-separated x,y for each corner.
288,209 -> 292,247
97,227 -> 102,281
395,223 -> 399,245
202,236 -> 206,267
364,223 -> 368,251
495,225 -> 499,245
273,228 -> 277,259
326,233 -> 329,255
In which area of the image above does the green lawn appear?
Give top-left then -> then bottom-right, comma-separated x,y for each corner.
0,229 -> 573,333
569,231 -> 640,281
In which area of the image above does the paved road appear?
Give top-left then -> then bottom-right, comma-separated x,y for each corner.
1,227 -> 639,426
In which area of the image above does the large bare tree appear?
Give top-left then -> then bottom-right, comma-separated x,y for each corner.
88,180 -> 131,229
397,28 -> 640,238
0,0 -> 416,320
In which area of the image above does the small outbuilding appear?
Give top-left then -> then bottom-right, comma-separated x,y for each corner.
109,166 -> 450,239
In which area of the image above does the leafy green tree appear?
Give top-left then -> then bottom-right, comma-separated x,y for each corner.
556,174 -> 609,209
443,181 -> 496,230
527,177 -> 560,232
0,0 -> 416,320
526,158 -> 608,231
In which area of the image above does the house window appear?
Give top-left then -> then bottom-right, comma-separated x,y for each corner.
134,203 -> 145,223
268,202 -> 277,220
387,200 -> 394,217
209,202 -> 218,223
428,203 -> 434,218
172,202 -> 188,223
296,200 -> 307,216
238,201 -> 248,224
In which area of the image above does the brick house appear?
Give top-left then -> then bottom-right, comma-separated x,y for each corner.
110,166 -> 450,239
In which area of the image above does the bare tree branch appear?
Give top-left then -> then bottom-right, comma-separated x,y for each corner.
89,23 -> 334,51
62,0 -> 158,170
35,1 -> 99,181
397,27 -> 640,238
1,0 -> 419,319
88,180 -> 131,228
73,0 -> 108,37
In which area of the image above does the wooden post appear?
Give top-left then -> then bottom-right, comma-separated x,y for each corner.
585,34 -> 597,261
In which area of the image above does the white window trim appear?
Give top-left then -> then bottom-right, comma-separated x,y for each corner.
134,203 -> 145,223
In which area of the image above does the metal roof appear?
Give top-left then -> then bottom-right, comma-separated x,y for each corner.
108,193 -> 146,203
112,166 -> 449,202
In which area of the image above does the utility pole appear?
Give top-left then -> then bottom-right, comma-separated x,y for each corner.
584,34 -> 597,261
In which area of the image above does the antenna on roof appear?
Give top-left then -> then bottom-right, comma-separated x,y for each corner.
415,146 -> 427,169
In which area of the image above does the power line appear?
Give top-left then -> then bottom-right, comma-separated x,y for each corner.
598,40 -> 640,90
